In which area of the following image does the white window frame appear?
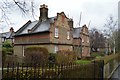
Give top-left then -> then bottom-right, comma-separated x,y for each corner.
87,37 -> 89,43
82,39 -> 84,43
22,46 -> 25,57
67,31 -> 70,40
55,28 -> 58,38
12,39 -> 14,43
82,48 -> 84,53
54,45 -> 58,53
2,38 -> 5,43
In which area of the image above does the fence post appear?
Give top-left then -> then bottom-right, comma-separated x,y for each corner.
55,64 -> 57,78
93,60 -> 95,80
25,63 -> 28,78
38,63 -> 40,78
41,63 -> 44,78
61,64 -> 63,78
30,63 -> 32,78
16,63 -> 19,79
34,63 -> 36,79
2,62 -> 4,78
22,63 -> 24,78
57,64 -> 61,78
12,62 -> 14,78
7,63 -> 9,78
101,60 -> 104,80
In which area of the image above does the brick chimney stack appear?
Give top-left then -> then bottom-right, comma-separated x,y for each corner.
10,27 -> 14,33
68,18 -> 73,31
39,4 -> 48,22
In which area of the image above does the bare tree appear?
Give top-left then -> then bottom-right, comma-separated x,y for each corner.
89,28 -> 106,53
103,15 -> 117,54
0,0 -> 37,28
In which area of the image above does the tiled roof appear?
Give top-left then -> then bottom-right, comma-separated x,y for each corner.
20,21 -> 38,34
1,32 -> 14,39
15,17 -> 55,36
73,27 -> 82,38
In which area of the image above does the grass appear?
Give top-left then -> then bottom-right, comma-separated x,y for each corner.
91,52 -> 104,58
75,60 -> 91,65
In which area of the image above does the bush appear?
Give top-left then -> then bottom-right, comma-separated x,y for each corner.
3,55 -> 18,67
24,47 -> 49,65
56,50 -> 77,64
48,53 -> 56,63
2,40 -> 14,62
91,53 -> 104,58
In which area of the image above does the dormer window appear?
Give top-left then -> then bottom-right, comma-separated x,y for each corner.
55,28 -> 58,38
87,37 -> 89,43
67,31 -> 70,40
28,29 -> 31,33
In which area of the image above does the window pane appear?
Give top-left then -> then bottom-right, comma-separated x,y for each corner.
54,45 -> 58,53
67,31 -> 70,39
55,28 -> 58,38
82,39 -> 84,42
22,46 -> 25,57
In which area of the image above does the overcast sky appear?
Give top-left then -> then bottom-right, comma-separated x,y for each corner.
0,0 -> 119,32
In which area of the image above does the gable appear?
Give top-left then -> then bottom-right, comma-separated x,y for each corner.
55,12 -> 70,30
82,25 -> 88,34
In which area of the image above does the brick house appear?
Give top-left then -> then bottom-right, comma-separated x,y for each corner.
14,4 -> 73,58
73,25 -> 90,57
1,27 -> 14,44
14,4 -> 90,58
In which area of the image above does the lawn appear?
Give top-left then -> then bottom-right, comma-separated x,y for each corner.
75,60 -> 91,65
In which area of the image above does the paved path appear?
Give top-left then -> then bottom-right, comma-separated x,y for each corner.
111,65 -> 120,79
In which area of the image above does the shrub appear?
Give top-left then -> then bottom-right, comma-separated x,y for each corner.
56,50 -> 77,64
91,53 -> 104,58
2,40 -> 13,61
3,55 -> 18,67
48,53 -> 56,64
24,47 -> 49,65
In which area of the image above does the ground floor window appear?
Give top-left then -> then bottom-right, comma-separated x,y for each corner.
54,45 -> 58,53
22,46 -> 25,57
82,47 -> 84,54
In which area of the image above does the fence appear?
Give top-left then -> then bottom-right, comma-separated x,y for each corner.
2,60 -> 104,79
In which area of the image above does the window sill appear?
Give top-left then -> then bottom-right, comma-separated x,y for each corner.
54,37 -> 59,39
67,38 -> 70,40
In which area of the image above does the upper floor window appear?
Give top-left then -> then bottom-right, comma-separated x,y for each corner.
87,37 -> 89,43
55,28 -> 58,38
82,39 -> 84,43
2,37 -> 5,43
67,31 -> 70,40
22,46 -> 25,57
12,39 -> 14,43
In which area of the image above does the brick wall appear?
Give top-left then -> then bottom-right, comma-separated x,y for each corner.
14,33 -> 50,44
50,12 -> 73,51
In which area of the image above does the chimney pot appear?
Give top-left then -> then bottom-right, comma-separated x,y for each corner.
10,27 -> 14,32
39,4 -> 48,22
28,29 -> 31,33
